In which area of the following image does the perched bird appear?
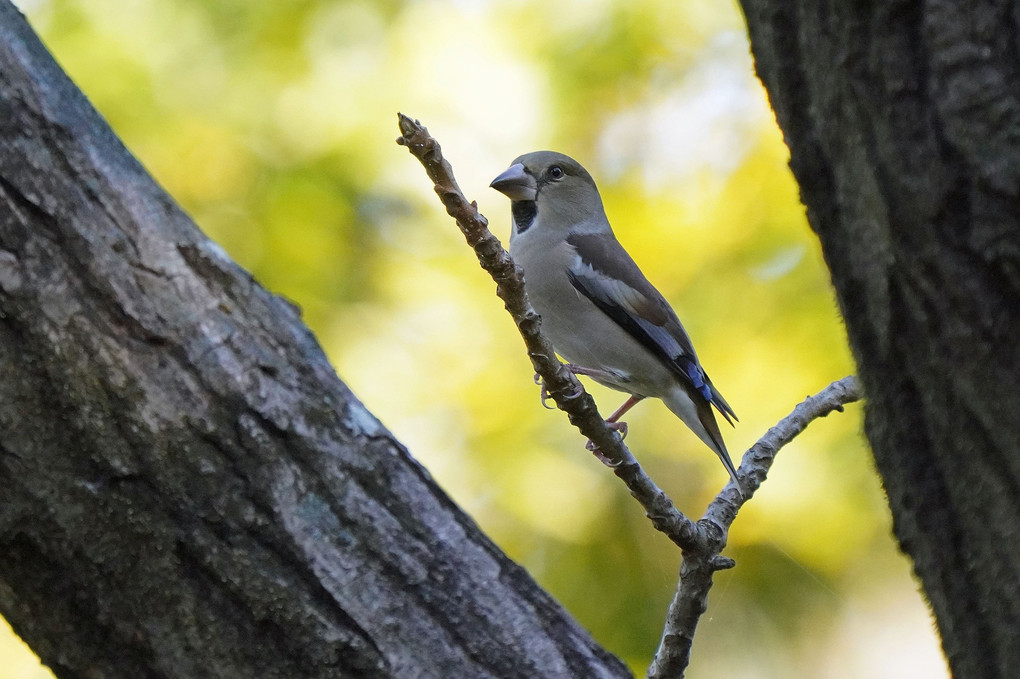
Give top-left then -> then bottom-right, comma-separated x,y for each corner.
490,151 -> 742,494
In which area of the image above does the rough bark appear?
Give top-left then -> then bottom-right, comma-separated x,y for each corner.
0,4 -> 630,678
738,1 -> 1020,677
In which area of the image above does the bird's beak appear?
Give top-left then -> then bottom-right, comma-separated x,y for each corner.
490,163 -> 537,201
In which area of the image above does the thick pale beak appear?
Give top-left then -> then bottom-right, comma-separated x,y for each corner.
490,163 -> 537,201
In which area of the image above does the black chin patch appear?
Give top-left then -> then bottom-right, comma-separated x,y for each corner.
512,201 -> 537,234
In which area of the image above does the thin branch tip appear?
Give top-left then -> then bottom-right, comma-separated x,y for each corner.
396,112 -> 421,133
395,113 -> 431,151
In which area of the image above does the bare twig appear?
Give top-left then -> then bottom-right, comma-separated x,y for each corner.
395,114 -> 864,679
647,376 -> 863,679
708,375 -> 862,528
395,113 -> 701,547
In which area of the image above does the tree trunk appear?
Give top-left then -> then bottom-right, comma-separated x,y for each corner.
0,4 -> 629,678
738,1 -> 1020,677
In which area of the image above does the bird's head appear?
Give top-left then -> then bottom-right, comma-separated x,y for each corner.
490,151 -> 608,238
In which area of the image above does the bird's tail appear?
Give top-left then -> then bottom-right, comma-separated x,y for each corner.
696,398 -> 744,497
709,382 -> 738,427
665,389 -> 744,497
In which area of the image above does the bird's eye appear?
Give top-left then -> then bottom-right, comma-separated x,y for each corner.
548,166 -> 565,180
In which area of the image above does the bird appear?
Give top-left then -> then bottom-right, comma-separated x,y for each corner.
490,151 -> 743,495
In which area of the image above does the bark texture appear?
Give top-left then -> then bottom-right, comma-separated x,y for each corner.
0,4 -> 630,678
739,1 -> 1020,677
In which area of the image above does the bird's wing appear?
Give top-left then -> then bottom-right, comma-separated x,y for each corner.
566,232 -> 737,424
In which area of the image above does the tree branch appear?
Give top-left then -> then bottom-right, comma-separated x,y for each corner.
397,114 -> 864,679
648,376 -> 862,679
0,7 -> 633,676
396,113 -> 701,549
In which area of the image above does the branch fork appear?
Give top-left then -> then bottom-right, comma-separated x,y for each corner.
397,113 -> 863,679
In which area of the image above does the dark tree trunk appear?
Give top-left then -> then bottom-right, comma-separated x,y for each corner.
739,1 -> 1020,677
0,4 -> 630,678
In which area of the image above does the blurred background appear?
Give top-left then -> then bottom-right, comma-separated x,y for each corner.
6,0 -> 946,677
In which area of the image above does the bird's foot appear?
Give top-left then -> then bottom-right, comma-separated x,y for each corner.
534,373 -> 556,410
608,419 -> 629,439
534,372 -> 583,410
563,363 -> 621,384
585,420 -> 628,456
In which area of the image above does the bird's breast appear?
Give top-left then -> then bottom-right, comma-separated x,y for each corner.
509,237 -> 676,398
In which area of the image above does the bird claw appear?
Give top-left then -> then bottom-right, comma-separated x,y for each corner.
535,373 -> 583,409
585,420 -> 629,455
534,373 -> 556,410
590,448 -> 618,466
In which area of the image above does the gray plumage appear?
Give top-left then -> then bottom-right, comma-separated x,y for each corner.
490,151 -> 742,494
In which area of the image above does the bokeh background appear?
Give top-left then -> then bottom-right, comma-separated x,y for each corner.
6,1 -> 947,677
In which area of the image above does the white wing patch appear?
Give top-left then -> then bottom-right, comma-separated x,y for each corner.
569,254 -> 686,360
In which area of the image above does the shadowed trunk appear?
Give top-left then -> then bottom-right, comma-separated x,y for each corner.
0,3 -> 629,677
738,1 -> 1020,677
